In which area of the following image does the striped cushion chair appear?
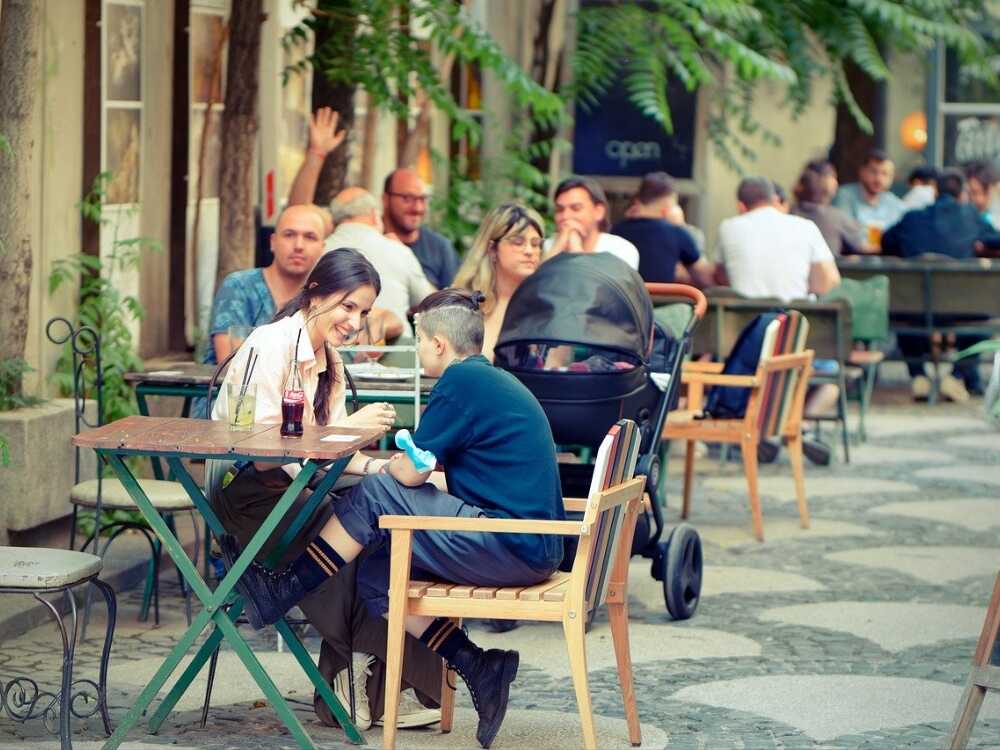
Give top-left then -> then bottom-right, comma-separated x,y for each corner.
663,311 -> 814,542
378,419 -> 646,750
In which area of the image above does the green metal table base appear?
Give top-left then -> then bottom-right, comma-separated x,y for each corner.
99,449 -> 362,749
134,384 -> 212,616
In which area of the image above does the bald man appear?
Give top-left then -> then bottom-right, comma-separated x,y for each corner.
382,168 -> 460,288
203,204 -> 326,365
327,187 -> 433,337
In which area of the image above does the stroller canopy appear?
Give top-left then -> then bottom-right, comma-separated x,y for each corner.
497,252 -> 654,359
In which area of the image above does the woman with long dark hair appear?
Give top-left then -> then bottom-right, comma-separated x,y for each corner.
210,248 -> 443,730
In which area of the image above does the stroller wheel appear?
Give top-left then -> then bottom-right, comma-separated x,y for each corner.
663,523 -> 702,620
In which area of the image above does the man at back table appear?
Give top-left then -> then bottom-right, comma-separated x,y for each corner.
203,204 -> 326,366
327,187 -> 434,338
611,171 -> 714,285
832,148 -> 906,245
284,106 -> 459,289
882,169 -> 1000,260
881,169 -> 1000,400
716,176 -> 842,461
545,176 -> 640,270
716,177 -> 841,300
383,168 -> 460,288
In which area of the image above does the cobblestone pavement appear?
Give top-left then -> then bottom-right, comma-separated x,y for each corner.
2,400 -> 1000,749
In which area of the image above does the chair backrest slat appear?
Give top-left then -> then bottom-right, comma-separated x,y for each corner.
583,419 -> 641,613
756,311 -> 809,437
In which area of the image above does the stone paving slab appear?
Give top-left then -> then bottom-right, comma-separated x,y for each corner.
673,675 -> 1000,742
694,518 -> 877,549
700,475 -> 919,504
870,497 -> 1000,531
826,545 -> 1000,585
915,463 -> 1000,487
758,601 -> 986,651
3,400 -> 1000,748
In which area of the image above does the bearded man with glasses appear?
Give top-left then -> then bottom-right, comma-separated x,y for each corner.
382,167 -> 460,288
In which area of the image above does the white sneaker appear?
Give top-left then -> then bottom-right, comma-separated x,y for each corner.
939,373 -> 970,403
333,652 -> 375,730
376,688 -> 442,729
911,375 -> 931,401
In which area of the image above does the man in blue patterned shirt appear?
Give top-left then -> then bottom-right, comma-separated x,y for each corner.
203,204 -> 326,366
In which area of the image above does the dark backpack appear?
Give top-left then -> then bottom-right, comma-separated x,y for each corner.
703,311 -> 784,419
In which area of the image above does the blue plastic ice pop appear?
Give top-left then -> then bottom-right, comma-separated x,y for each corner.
394,429 -> 437,472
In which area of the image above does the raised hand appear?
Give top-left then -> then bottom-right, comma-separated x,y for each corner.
308,107 -> 347,157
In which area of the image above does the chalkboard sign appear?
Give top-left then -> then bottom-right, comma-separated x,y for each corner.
943,114 -> 1000,166
572,73 -> 696,178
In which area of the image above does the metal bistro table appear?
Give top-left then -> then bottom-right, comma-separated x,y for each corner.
125,364 -> 216,479
73,416 -> 384,749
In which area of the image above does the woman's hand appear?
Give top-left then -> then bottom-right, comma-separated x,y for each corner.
347,401 -> 396,429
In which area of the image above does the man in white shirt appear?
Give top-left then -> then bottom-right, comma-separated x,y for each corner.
717,177 -> 842,460
327,187 -> 434,337
544,176 -> 640,270
716,177 -> 841,301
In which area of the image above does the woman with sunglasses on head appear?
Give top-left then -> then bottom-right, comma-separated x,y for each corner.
453,203 -> 546,361
210,248 -> 443,730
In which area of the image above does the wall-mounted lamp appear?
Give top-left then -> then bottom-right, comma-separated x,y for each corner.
901,111 -> 928,152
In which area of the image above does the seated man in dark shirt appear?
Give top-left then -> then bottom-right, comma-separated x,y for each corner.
612,171 -> 714,285
882,169 -> 1000,259
221,289 -> 565,749
882,169 -> 1000,398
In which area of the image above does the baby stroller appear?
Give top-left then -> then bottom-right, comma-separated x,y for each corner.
494,252 -> 707,619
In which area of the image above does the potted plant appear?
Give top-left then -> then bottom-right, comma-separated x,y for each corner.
0,358 -> 87,545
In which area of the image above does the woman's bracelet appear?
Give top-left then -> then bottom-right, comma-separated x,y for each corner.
362,456 -> 377,475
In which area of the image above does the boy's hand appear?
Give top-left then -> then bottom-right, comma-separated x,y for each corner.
387,449 -> 433,487
309,107 -> 347,157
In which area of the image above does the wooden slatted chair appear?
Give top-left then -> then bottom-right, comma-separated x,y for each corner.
663,311 -> 814,542
379,419 -> 646,750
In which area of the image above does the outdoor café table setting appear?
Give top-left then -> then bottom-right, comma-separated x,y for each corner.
72,415 -> 384,749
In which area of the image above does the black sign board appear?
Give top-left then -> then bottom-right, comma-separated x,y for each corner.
572,73 -> 697,178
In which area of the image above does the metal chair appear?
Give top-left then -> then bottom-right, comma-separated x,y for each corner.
0,546 -> 115,749
46,317 -> 194,634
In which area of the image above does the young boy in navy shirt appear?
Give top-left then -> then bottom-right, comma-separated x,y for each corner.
222,288 -> 564,748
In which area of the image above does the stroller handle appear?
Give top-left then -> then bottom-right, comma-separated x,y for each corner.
644,283 -> 708,320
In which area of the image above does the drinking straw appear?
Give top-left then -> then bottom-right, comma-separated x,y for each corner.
234,347 -> 258,421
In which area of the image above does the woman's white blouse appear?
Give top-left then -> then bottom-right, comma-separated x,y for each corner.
211,310 -> 347,477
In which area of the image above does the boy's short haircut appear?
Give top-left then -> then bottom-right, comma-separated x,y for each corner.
414,288 -> 486,356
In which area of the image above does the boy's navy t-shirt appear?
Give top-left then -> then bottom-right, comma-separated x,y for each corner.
611,217 -> 701,283
413,355 -> 564,569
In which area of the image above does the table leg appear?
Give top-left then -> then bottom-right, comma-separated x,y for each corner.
147,598 -> 244,733
102,452 -> 362,747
